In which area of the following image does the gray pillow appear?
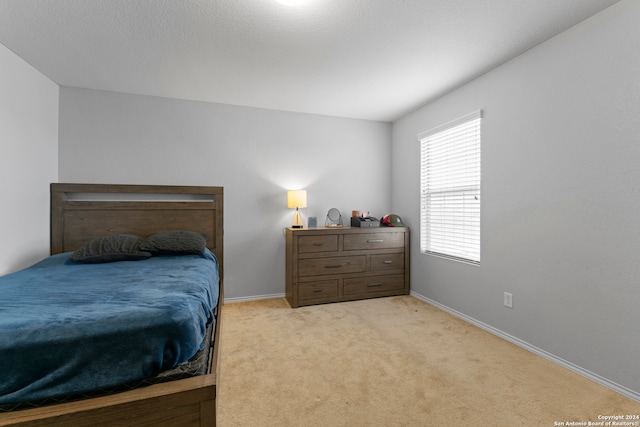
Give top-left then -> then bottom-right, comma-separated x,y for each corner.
70,234 -> 152,263
140,231 -> 208,255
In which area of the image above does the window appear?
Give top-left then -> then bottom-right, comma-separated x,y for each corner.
418,110 -> 481,264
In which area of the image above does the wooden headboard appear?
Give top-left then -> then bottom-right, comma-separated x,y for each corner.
50,183 -> 224,281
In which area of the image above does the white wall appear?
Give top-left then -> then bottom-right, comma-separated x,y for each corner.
392,0 -> 640,398
58,88 -> 391,299
0,44 -> 58,275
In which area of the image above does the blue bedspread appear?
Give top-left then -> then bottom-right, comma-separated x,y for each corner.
0,250 -> 219,405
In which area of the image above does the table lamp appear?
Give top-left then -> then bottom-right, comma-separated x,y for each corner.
287,190 -> 307,228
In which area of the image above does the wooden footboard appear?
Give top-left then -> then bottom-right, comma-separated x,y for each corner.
0,375 -> 216,427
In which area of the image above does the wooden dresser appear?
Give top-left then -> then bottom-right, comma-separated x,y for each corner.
285,227 -> 409,308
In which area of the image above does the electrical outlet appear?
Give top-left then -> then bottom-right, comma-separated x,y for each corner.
504,292 -> 513,308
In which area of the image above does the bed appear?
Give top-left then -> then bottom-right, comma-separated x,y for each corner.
0,183 -> 224,427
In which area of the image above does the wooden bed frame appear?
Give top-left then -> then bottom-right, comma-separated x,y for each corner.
0,183 -> 224,427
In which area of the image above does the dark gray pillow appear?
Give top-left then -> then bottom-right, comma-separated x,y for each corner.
140,231 -> 208,255
70,234 -> 152,263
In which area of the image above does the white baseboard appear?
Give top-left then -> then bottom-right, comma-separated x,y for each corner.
224,293 -> 285,304
410,291 -> 640,403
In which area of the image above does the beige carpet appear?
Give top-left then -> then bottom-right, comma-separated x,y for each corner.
216,296 -> 639,426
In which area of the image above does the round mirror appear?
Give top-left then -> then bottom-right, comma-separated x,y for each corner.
325,208 -> 343,227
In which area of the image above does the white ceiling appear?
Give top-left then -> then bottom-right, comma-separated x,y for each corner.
0,0 -> 620,122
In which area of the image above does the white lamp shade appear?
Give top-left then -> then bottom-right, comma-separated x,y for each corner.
287,190 -> 307,209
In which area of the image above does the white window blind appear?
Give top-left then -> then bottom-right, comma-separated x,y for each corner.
418,110 -> 481,264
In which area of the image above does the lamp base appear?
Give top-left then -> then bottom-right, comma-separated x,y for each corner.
291,209 -> 304,228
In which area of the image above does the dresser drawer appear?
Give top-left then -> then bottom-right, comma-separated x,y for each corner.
343,274 -> 405,296
298,235 -> 338,253
298,256 -> 366,276
298,280 -> 339,301
370,253 -> 405,271
343,232 -> 404,250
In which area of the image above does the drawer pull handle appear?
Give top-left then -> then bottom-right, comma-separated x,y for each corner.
325,263 -> 344,268
367,282 -> 384,287
367,239 -> 384,243
313,288 -> 324,293
383,260 -> 393,264
313,242 -> 324,246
